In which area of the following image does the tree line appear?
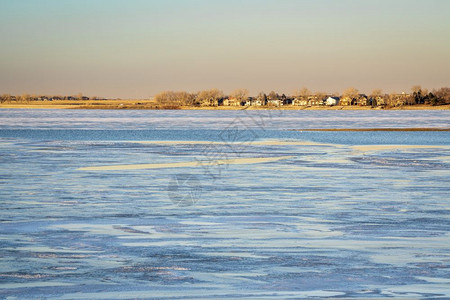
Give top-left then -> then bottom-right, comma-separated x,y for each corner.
2,86 -> 449,107
0,93 -> 105,103
155,86 -> 450,107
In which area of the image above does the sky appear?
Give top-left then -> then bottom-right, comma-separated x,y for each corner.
1,0 -> 449,99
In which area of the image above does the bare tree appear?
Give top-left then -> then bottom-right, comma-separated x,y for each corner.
20,93 -> 31,103
342,87 -> 359,99
434,87 -> 450,104
255,92 -> 267,105
267,91 -> 278,100
314,91 -> 326,101
292,87 -> 311,98
196,89 -> 224,106
155,91 -> 195,106
370,89 -> 383,98
177,91 -> 195,106
300,88 -> 311,97
155,91 -> 174,104
369,89 -> 383,107
0,94 -> 11,103
230,89 -> 249,102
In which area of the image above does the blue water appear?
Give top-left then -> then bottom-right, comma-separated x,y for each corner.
1,109 -> 450,298
1,129 -> 449,145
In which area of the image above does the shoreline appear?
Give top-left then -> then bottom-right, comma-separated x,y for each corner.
1,102 -> 449,110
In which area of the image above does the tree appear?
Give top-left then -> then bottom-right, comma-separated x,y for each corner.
434,87 -> 450,105
20,93 -> 31,103
411,85 -> 425,104
268,91 -> 279,100
342,87 -> 359,99
370,89 -> 383,98
292,87 -> 310,98
230,89 -> 249,102
384,92 -> 396,107
256,92 -> 267,105
370,89 -> 383,107
177,91 -> 195,106
300,88 -> 311,97
411,85 -> 422,94
426,92 -> 438,106
155,91 -> 175,105
155,91 -> 195,106
0,94 -> 11,103
314,91 -> 326,101
196,89 -> 223,106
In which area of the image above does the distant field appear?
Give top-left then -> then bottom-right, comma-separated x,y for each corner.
0,99 -> 157,109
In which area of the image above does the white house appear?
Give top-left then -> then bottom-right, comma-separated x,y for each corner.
223,97 -> 241,106
251,99 -> 263,106
294,98 -> 309,106
267,99 -> 282,106
326,96 -> 340,106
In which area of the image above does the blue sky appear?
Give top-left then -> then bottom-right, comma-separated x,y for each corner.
1,0 -> 449,98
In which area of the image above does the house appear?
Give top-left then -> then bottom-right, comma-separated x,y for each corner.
251,98 -> 263,106
200,98 -> 218,106
283,97 -> 294,105
308,96 -> 323,106
280,94 -> 288,105
299,99 -> 309,106
372,96 -> 385,107
340,94 -> 367,106
356,94 -> 369,106
267,99 -> 283,106
223,97 -> 241,106
388,93 -> 411,106
340,96 -> 352,106
325,96 -> 340,106
255,95 -> 267,106
292,97 -> 309,106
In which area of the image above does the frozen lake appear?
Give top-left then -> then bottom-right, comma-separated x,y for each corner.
1,109 -> 450,298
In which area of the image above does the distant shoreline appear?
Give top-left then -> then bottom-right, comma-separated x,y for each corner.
1,101 -> 449,111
